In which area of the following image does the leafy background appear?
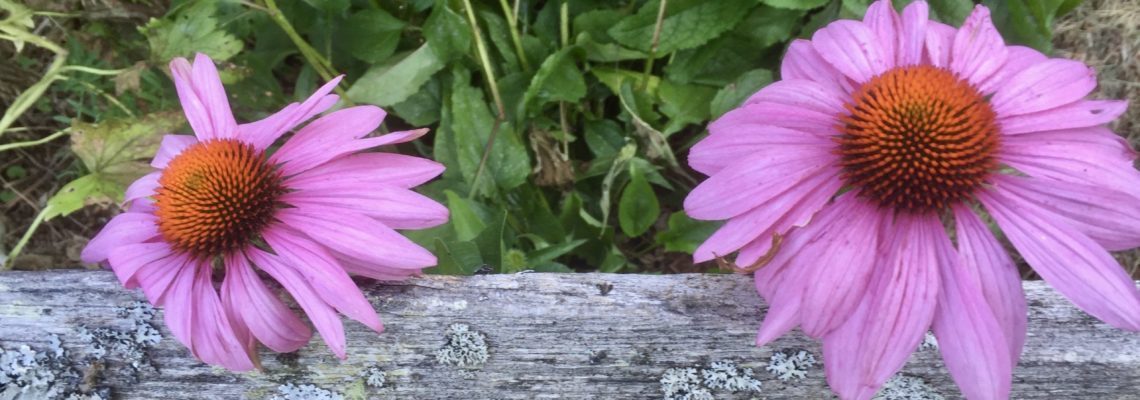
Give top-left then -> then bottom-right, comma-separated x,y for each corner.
3,0 -> 1132,276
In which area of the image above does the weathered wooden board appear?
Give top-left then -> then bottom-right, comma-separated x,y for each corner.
0,271 -> 1138,399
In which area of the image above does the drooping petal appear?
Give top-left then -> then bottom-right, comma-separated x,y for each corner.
753,225 -> 816,347
990,59 -> 1097,117
980,187 -> 1140,331
978,46 -> 1048,96
247,248 -> 347,359
81,212 -> 160,263
240,77 -> 342,151
812,20 -> 891,83
270,105 -> 386,175
822,213 -> 941,399
684,150 -> 836,220
151,134 -> 198,168
221,254 -> 312,353
861,0 -> 899,65
897,0 -> 928,66
953,205 -> 1027,364
797,194 -> 885,338
281,183 -> 448,230
131,253 -> 191,305
993,174 -> 1140,251
1000,127 -> 1140,200
162,260 -> 256,371
950,5 -> 1007,86
124,171 -> 161,204
999,100 -> 1128,135
169,54 -> 237,141
106,241 -> 175,289
781,39 -> 853,94
285,153 -> 445,190
923,21 -> 956,68
932,226 -> 1013,400
693,166 -> 841,264
275,208 -> 437,270
262,226 -> 384,334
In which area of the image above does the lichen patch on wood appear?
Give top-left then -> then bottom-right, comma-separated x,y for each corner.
434,323 -> 489,369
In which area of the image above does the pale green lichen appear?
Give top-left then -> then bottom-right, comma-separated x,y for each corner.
766,350 -> 817,381
0,335 -> 108,400
873,375 -> 945,400
434,324 -> 488,369
361,365 -> 385,388
661,360 -> 762,400
660,368 -> 713,400
270,383 -> 344,400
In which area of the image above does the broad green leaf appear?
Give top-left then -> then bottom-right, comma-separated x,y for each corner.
391,76 -> 443,126
801,0 -> 841,37
576,32 -> 648,62
608,0 -> 756,54
983,0 -> 1076,53
926,0 -> 973,25
69,111 -> 185,187
140,1 -> 243,62
655,211 -> 720,254
735,5 -> 804,48
348,44 -> 446,107
520,47 -> 587,116
446,190 -> 487,241
591,67 -> 661,96
710,68 -> 774,119
584,119 -> 627,158
43,175 -> 122,220
665,33 -> 771,86
528,239 -> 587,266
762,0 -> 830,10
448,72 -> 531,195
618,164 -> 660,237
424,0 -> 471,61
475,210 -> 507,272
342,9 -> 405,63
429,238 -> 484,275
572,9 -> 626,43
302,0 -> 349,13
657,80 -> 717,136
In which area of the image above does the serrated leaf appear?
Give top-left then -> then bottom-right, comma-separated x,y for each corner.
762,0 -> 830,10
424,0 -> 471,61
618,164 -> 660,237
348,44 -> 446,107
608,0 -> 756,54
710,68 -> 774,119
391,76 -> 443,126
734,5 -> 804,48
576,32 -> 649,62
657,80 -> 717,135
342,9 -> 405,63
572,9 -> 626,43
448,71 -> 531,196
69,111 -> 185,187
655,211 -> 720,254
520,47 -> 587,116
141,1 -> 243,62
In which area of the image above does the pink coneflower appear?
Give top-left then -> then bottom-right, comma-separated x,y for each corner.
81,54 -> 448,370
685,1 -> 1140,399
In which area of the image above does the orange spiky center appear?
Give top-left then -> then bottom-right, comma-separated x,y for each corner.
836,65 -> 999,212
154,139 -> 285,257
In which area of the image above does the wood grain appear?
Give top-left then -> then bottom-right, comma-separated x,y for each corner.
1,271 -> 1137,399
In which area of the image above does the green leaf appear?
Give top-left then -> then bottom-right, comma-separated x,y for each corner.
527,239 -> 588,266
140,1 -> 243,62
926,0 -> 974,25
658,80 -> 717,135
429,238 -> 484,275
618,165 -> 660,237
983,0 -> 1075,53
608,0 -> 757,54
665,33 -> 771,86
348,44 -> 446,107
445,190 -> 487,241
302,0 -> 349,13
448,72 -> 531,195
655,211 -> 720,254
424,0 -> 471,61
391,76 -> 443,126
576,32 -> 649,62
475,210 -> 507,272
591,67 -> 661,96
761,0 -> 830,10
43,174 -> 122,220
572,9 -> 626,43
342,9 -> 405,63
710,68 -> 774,119
520,47 -> 587,116
734,5 -> 804,48
69,111 -> 186,187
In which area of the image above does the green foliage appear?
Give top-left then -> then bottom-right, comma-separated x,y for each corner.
8,0 -> 1084,272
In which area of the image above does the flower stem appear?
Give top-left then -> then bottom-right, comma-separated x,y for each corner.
0,128 -> 70,153
497,0 -> 530,72
640,0 -> 668,91
462,0 -> 508,198
260,0 -> 352,104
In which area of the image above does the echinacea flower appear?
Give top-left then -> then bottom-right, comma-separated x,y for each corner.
81,54 -> 448,370
684,1 -> 1140,399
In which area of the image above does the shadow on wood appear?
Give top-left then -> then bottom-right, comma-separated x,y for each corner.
1,271 -> 1138,399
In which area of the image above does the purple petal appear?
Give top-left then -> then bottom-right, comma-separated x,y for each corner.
270,105 -> 387,175
862,0 -> 899,65
932,226 -> 1013,400
286,153 -> 445,190
124,171 -> 160,204
106,242 -> 175,289
187,261 -> 256,371
797,194 -> 886,338
992,174 -> 1140,251
281,185 -> 449,230
241,77 -> 342,151
999,100 -> 1128,135
991,59 -> 1097,117
950,5 -> 1007,86
980,187 -> 1140,330
81,212 -> 160,263
743,79 -> 848,115
168,55 -> 237,141
684,150 -> 837,220
978,46 -> 1047,95
221,254 -> 312,353
151,134 -> 198,168
897,0 -> 928,66
247,247 -> 347,359
1000,127 -> 1140,200
812,20 -> 891,83
923,20 -> 956,68
953,205 -> 1027,364
276,208 -> 436,270
781,39 -> 855,94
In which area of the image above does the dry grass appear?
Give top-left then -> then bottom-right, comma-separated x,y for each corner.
1053,0 -> 1140,278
